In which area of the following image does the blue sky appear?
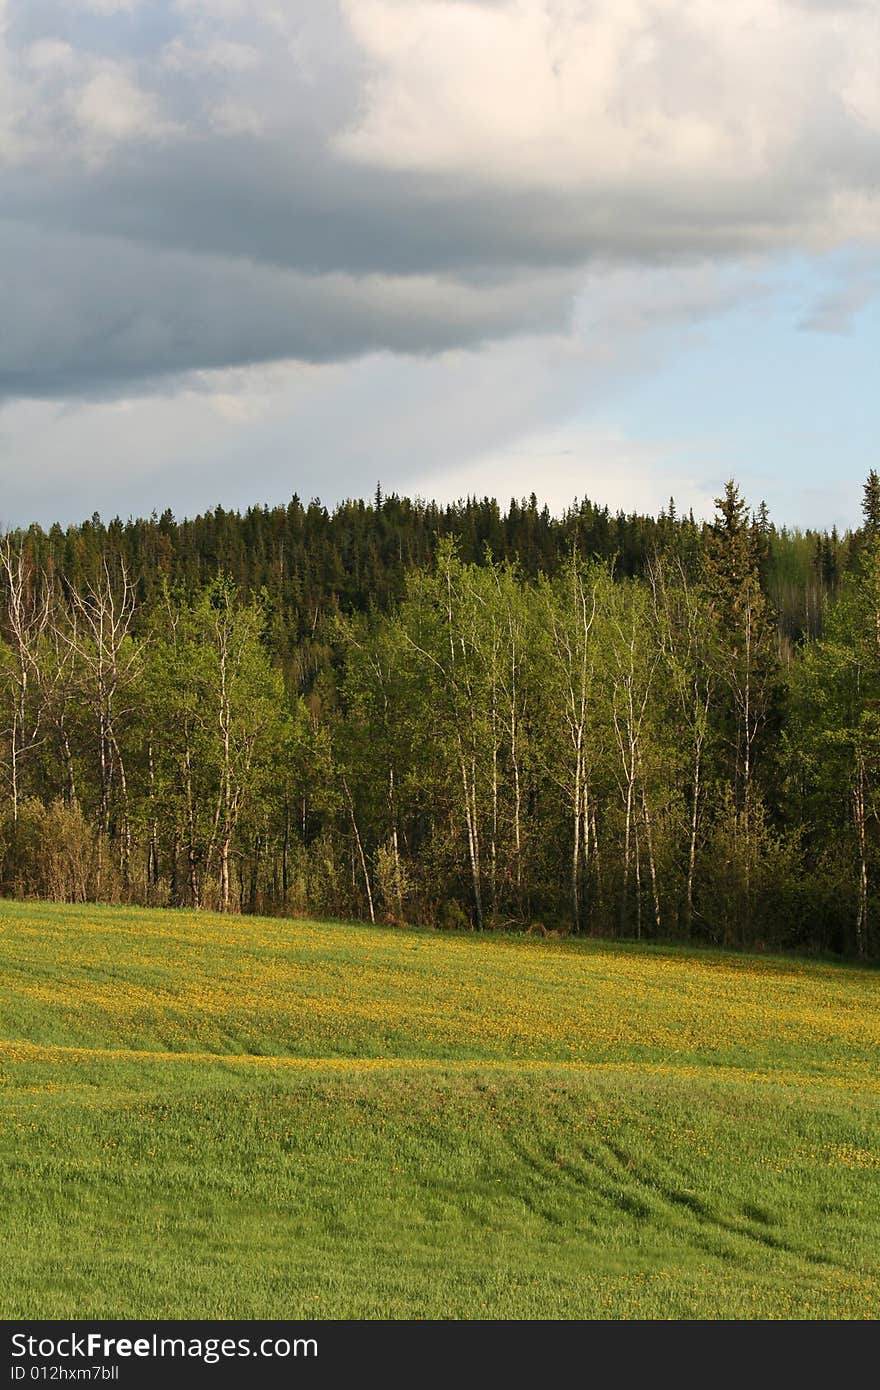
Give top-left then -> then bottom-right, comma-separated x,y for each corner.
592,254 -> 880,530
1,1 -> 878,533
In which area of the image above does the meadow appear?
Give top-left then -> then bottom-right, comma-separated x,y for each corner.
0,899 -> 878,1319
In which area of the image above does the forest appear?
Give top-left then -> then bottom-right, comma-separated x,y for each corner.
0,477 -> 877,958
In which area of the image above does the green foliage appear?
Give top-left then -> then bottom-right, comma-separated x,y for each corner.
696,792 -> 804,948
0,476 -> 878,954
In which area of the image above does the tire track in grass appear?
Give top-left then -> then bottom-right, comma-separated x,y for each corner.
495,1095 -> 854,1276
504,1123 -> 749,1264
595,1134 -> 848,1273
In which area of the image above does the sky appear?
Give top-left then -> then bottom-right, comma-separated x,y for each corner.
1,0 -> 878,533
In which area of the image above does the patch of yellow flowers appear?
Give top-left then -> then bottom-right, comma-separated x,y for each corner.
0,904 -> 877,1075
829,1144 -> 880,1170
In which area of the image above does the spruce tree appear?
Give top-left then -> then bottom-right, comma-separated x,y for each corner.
863,470 -> 880,536
703,480 -> 778,831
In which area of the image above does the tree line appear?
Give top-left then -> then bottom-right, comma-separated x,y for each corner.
0,478 -> 877,957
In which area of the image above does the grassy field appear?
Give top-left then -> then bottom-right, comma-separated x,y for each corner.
0,899 -> 878,1319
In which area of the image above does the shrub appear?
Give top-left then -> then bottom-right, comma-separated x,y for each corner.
0,798 -> 102,902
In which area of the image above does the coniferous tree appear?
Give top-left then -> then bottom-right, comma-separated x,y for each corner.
863,470 -> 880,536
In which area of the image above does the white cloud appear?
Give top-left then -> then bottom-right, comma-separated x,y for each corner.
415,422 -> 720,523
74,67 -> 170,144
12,35 -> 177,165
337,0 -> 880,240
0,0 -> 20,163
206,100 -> 264,135
842,22 -> 880,128
26,40 -> 78,75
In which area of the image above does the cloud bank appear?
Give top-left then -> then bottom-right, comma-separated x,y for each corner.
0,0 -> 877,401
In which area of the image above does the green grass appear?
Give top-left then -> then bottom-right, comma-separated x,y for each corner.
0,899 -> 878,1318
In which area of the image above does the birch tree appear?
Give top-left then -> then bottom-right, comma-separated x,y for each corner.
59,560 -> 141,887
0,537 -> 52,819
605,580 -> 663,937
535,556 -> 610,931
649,554 -> 715,934
395,544 -> 493,927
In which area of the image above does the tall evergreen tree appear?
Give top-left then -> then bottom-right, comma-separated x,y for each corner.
863,470 -> 880,536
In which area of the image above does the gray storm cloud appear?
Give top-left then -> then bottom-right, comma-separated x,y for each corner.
1,0 -> 879,400
0,218 -> 577,398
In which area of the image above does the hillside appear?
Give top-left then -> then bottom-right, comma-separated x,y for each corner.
1,901 -> 878,1318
